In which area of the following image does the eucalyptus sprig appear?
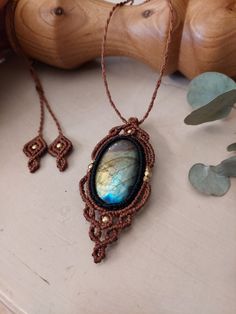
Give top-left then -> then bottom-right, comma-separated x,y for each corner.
185,72 -> 236,196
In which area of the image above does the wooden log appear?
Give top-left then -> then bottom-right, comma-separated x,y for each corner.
179,0 -> 236,78
3,0 -> 236,79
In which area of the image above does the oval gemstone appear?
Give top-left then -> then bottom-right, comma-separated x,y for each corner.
94,138 -> 142,206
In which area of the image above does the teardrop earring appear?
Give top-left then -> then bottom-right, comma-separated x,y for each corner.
22,63 -> 73,173
6,0 -> 73,173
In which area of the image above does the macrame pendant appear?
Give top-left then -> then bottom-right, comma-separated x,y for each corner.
80,118 -> 155,263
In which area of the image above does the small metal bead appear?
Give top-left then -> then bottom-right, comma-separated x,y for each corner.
145,170 -> 150,176
32,144 -> 37,150
144,168 -> 152,182
127,129 -> 132,134
145,167 -> 152,177
56,143 -> 62,149
88,162 -> 94,170
143,176 -> 150,182
102,216 -> 109,223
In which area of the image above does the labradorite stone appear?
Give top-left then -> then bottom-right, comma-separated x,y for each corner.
95,139 -> 139,205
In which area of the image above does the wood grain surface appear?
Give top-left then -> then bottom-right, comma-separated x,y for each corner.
11,0 -> 236,78
14,0 -> 186,74
179,0 -> 236,78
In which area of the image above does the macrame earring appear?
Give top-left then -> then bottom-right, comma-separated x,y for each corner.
6,0 -> 73,173
22,64 -> 73,173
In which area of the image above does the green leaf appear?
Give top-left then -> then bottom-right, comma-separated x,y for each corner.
214,157 -> 236,177
189,163 -> 230,196
187,72 -> 236,109
227,143 -> 236,152
184,89 -> 236,125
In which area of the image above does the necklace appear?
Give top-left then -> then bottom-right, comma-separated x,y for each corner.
80,0 -> 174,263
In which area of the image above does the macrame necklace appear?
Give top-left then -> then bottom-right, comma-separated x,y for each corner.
80,0 -> 174,263
6,1 -> 73,173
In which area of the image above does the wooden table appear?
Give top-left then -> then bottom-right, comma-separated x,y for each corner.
0,54 -> 236,314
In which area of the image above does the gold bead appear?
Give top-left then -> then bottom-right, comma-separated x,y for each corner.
144,167 -> 152,182
88,162 -> 94,170
145,167 -> 152,177
31,144 -> 37,150
127,129 -> 132,134
102,216 -> 109,223
143,176 -> 150,182
144,170 -> 150,176
56,143 -> 62,149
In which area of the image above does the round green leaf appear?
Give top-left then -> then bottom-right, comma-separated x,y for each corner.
214,157 -> 236,177
187,72 -> 236,109
184,89 -> 236,125
189,163 -> 230,196
227,143 -> 236,152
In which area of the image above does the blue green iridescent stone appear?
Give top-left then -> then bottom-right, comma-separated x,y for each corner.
95,139 -> 139,205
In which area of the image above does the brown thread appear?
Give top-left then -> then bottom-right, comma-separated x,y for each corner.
5,0 -> 73,172
23,135 -> 47,173
81,0 -> 175,262
101,0 -> 175,125
80,122 -> 154,263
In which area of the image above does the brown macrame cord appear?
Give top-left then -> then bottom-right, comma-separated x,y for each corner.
80,120 -> 155,263
5,0 -> 73,173
101,0 -> 175,125
80,0 -> 175,263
